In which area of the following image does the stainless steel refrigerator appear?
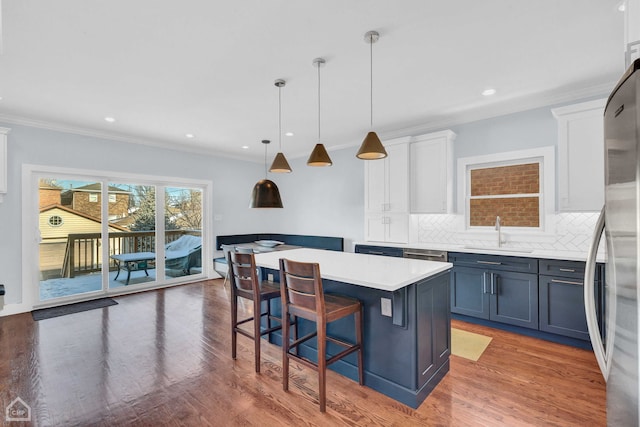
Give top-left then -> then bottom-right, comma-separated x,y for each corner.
586,57 -> 640,425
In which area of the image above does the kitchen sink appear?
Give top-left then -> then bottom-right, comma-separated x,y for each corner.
463,245 -> 534,254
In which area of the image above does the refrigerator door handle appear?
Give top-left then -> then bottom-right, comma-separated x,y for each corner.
584,205 -> 609,380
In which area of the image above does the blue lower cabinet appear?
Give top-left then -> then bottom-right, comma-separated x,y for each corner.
538,259 -> 593,341
450,266 -> 490,319
449,253 -> 539,330
539,275 -> 589,340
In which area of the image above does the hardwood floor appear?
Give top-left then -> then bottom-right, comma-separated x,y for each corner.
0,279 -> 606,426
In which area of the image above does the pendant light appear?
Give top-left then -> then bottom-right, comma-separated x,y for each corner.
269,79 -> 292,173
250,140 -> 284,208
356,30 -> 388,160
307,57 -> 333,166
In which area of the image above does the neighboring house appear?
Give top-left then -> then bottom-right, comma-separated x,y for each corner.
39,204 -> 128,279
60,183 -> 132,222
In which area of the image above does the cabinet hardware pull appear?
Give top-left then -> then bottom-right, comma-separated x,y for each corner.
551,278 -> 583,286
482,272 -> 487,293
559,268 -> 576,272
490,273 -> 496,295
369,251 -> 384,255
404,251 -> 445,258
477,260 -> 502,265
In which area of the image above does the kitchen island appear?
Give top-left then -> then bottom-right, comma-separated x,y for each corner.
254,248 -> 453,409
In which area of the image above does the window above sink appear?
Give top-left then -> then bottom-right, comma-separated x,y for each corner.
457,146 -> 556,233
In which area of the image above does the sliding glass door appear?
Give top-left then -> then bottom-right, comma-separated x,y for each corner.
30,167 -> 209,307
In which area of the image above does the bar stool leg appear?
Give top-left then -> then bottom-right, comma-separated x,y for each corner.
253,298 -> 261,373
282,311 -> 290,392
318,321 -> 327,412
356,306 -> 364,385
231,293 -> 238,360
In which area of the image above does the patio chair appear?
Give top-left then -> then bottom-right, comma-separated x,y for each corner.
165,235 -> 202,275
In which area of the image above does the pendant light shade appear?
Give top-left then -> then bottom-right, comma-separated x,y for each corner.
308,143 -> 333,166
250,179 -> 283,208
269,152 -> 292,173
269,79 -> 292,173
356,30 -> 388,160
356,131 -> 387,160
250,140 -> 283,208
307,57 -> 333,167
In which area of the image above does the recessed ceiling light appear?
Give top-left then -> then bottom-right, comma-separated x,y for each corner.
618,2 -> 626,12
104,117 -> 116,123
185,133 -> 195,138
285,132 -> 294,137
482,88 -> 496,96
241,145 -> 249,150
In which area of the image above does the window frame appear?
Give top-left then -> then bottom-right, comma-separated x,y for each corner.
457,147 -> 555,233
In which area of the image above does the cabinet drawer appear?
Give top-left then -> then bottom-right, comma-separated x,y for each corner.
449,252 -> 538,274
355,244 -> 403,258
539,259 -> 585,280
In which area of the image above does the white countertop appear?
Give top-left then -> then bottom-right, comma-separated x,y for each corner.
354,241 -> 607,263
253,248 -> 453,292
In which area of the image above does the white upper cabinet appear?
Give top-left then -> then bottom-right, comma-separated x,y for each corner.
364,138 -> 409,214
0,128 -> 9,203
410,130 -> 456,213
364,137 -> 410,243
552,99 -> 605,211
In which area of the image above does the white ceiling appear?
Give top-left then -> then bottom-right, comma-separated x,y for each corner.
0,1 -> 626,162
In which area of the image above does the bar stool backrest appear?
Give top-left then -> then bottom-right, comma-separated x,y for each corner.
228,251 -> 259,294
279,258 -> 325,321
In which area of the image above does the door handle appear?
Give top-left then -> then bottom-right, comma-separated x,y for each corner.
585,205 -> 610,380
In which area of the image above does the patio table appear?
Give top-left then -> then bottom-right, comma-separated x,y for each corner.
110,252 -> 156,285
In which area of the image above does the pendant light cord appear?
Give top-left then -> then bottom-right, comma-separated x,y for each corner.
264,142 -> 267,178
370,32 -> 373,129
278,85 -> 283,151
317,62 -> 321,142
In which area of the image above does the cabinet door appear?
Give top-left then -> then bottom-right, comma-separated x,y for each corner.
365,158 -> 386,212
552,99 -> 605,211
410,132 -> 454,213
364,215 -> 387,242
417,273 -> 450,388
489,271 -> 538,329
450,266 -> 489,319
386,213 -> 409,243
539,275 -> 589,340
386,143 -> 409,213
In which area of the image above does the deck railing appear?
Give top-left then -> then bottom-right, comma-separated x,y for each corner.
61,230 -> 200,278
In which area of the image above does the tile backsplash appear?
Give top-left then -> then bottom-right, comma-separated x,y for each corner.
415,212 -> 600,253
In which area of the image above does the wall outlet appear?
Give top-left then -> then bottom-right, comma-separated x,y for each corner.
267,273 -> 274,282
381,297 -> 392,317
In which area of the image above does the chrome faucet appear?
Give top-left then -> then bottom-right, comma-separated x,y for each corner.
495,216 -> 503,248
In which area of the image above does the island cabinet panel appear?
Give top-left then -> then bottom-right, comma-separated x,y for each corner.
417,273 -> 451,389
539,259 -> 590,340
449,252 -> 539,330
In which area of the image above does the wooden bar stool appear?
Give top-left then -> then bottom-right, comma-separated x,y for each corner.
279,258 -> 364,412
227,250 -> 283,373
